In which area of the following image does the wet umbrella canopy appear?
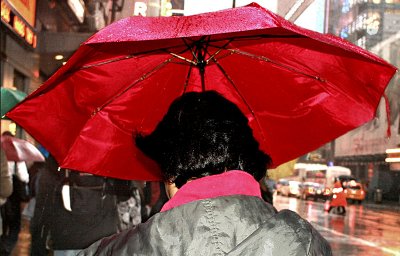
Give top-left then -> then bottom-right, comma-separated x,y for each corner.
6,3 -> 397,180
1,135 -> 45,162
1,87 -> 27,117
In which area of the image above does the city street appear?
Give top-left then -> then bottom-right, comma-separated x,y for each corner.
9,196 -> 400,255
274,194 -> 400,256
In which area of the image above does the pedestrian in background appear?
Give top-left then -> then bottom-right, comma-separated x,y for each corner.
107,179 -> 142,231
30,154 -> 143,256
80,91 -> 331,255
0,150 -> 13,237
0,131 -> 30,256
141,181 -> 168,222
325,179 -> 347,215
30,155 -> 119,256
29,156 -> 58,256
259,174 -> 274,205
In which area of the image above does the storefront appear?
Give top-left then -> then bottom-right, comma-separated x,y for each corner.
1,0 -> 41,138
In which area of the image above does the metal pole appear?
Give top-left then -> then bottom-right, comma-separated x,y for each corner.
111,0 -> 118,22
330,140 -> 335,165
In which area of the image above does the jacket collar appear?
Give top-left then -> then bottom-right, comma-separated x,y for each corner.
161,170 -> 262,212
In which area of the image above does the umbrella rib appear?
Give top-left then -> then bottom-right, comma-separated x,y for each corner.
71,35 -> 305,71
227,34 -> 306,42
168,52 -> 197,65
165,38 -> 221,66
185,34 -> 306,45
229,49 -> 326,82
182,37 -> 204,63
79,55 -> 137,70
200,40 -> 325,82
91,55 -> 177,116
208,54 -> 268,147
205,39 -> 233,64
76,47 -> 191,71
209,57 -> 253,115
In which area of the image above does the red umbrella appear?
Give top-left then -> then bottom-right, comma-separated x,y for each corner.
1,135 -> 45,162
6,3 -> 396,180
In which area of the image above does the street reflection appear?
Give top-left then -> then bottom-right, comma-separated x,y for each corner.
274,194 -> 400,256
287,197 -> 298,212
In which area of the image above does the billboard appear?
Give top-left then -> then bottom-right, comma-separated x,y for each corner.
184,0 -> 277,16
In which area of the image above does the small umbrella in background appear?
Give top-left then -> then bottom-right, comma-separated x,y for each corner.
1,135 -> 45,162
1,87 -> 27,117
6,3 -> 397,180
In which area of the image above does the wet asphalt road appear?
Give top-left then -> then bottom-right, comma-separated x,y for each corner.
273,194 -> 400,256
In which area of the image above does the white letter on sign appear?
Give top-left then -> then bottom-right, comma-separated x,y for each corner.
134,2 -> 147,16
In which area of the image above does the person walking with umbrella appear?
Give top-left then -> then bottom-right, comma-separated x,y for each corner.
3,4 -> 396,255
0,131 -> 30,256
1,87 -> 27,118
79,91 -> 331,255
0,149 -> 13,238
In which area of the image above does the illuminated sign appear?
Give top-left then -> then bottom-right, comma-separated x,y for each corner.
386,148 -> 400,162
7,0 -> 36,27
1,1 -> 11,22
13,15 -> 25,37
161,0 -> 172,16
134,2 -> 147,16
133,0 -> 184,17
67,0 -> 85,23
386,148 -> 400,171
1,0 -> 37,48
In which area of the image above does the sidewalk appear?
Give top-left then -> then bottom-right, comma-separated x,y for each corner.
11,217 -> 31,256
362,200 -> 400,212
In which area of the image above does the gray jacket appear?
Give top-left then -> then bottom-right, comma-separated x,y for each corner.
80,195 -> 331,256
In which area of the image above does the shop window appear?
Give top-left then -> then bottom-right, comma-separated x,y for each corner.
12,70 -> 27,138
13,70 -> 27,92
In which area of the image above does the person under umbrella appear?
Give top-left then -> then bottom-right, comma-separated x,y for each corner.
0,87 -> 27,118
0,148 -> 13,238
6,4 -> 396,182
79,91 -> 331,256
0,131 -> 30,256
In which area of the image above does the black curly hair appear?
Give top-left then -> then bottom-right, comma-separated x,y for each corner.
135,91 -> 272,188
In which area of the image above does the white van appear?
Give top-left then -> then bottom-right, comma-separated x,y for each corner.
325,166 -> 352,188
293,163 -> 328,183
293,163 -> 351,188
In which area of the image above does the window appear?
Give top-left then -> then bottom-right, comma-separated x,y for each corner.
13,70 -> 27,92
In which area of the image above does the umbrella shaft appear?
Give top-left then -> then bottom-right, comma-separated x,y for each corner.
195,41 -> 207,91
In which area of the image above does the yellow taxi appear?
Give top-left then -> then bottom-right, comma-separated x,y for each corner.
343,179 -> 366,204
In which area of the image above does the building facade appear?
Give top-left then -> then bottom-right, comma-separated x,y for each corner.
1,0 -> 41,139
327,0 -> 400,201
276,0 -> 399,201
1,0 -> 101,138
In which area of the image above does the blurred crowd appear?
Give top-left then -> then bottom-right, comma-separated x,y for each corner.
0,138 -> 169,256
0,145 -> 275,256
